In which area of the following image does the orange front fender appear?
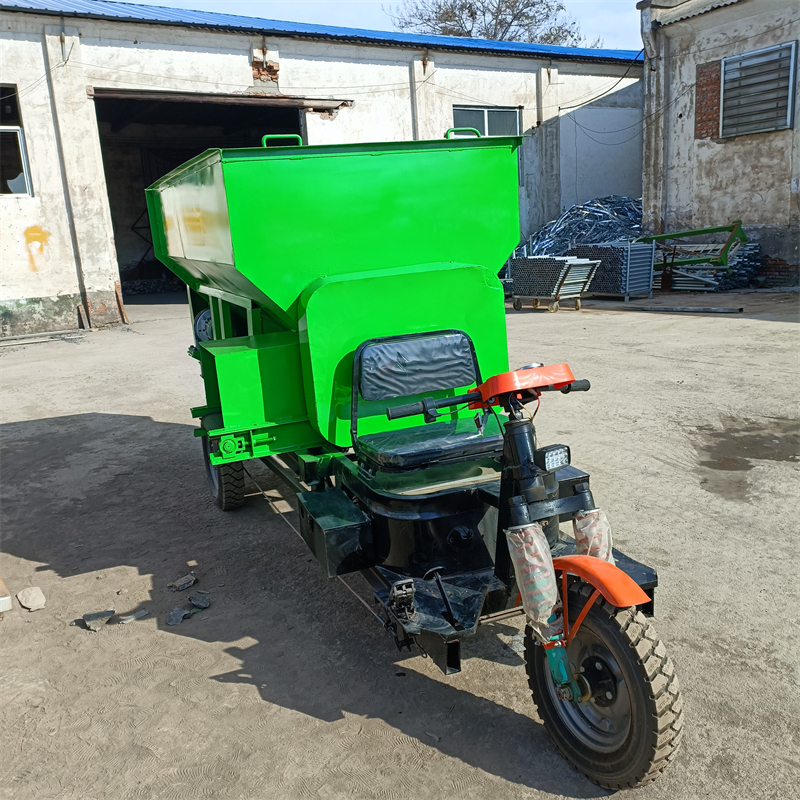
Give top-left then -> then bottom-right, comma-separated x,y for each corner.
552,555 -> 650,608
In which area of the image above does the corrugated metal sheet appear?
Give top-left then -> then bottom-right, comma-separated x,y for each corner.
652,0 -> 742,27
2,0 -> 643,64
721,41 -> 796,137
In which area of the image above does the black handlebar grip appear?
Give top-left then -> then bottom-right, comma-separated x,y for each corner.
561,379 -> 591,393
387,401 -> 425,420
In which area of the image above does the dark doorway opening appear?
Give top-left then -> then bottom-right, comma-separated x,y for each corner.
94,96 -> 302,295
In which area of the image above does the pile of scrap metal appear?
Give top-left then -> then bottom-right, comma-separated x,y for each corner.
641,222 -> 761,292
526,196 -> 643,256
512,203 -> 759,294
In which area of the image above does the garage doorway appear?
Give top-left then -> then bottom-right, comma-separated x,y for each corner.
94,94 -> 302,294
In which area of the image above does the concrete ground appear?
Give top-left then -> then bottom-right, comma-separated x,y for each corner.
1,291 -> 798,800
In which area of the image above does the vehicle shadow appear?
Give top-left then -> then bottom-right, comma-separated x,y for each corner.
0,412 -> 608,798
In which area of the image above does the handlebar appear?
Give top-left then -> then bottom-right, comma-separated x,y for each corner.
386,401 -> 425,420
386,391 -> 481,420
385,380 -> 589,421
560,379 -> 591,393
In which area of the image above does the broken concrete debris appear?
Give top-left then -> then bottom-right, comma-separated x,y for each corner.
16,586 -> 46,611
167,608 -> 192,626
83,608 -> 115,631
189,595 -> 210,609
167,573 -> 196,592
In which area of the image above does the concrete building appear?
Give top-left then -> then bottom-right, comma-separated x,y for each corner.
1,0 -> 644,335
638,0 -> 799,266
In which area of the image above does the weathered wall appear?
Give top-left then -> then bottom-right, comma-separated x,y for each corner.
558,76 -> 644,211
1,10 -> 642,334
641,0 -> 799,264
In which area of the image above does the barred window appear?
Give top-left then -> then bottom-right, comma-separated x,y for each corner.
720,42 -> 797,138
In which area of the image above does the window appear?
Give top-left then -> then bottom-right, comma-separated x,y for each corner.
1,85 -> 32,195
720,41 -> 796,138
452,106 -> 520,137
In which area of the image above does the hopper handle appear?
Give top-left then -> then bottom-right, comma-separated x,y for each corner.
261,134 -> 303,147
444,127 -> 481,139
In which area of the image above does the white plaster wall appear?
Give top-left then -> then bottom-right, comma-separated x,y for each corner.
559,107 -> 644,210
0,28 -> 79,301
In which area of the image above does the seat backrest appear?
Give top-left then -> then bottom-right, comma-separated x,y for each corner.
351,330 -> 481,442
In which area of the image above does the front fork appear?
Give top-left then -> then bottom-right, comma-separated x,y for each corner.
502,410 -> 588,704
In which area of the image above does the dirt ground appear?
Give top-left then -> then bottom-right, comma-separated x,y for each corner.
1,291 -> 798,800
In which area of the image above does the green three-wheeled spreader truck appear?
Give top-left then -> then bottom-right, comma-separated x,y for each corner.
146,130 -> 683,789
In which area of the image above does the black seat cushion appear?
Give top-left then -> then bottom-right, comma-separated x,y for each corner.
356,414 -> 504,471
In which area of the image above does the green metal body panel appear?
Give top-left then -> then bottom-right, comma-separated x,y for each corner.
299,262 -> 508,446
146,134 -> 521,462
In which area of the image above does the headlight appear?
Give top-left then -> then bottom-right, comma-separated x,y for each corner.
535,444 -> 570,471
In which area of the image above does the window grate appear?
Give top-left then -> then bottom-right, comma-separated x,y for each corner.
720,41 -> 797,138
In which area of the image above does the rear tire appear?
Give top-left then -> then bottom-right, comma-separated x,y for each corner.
525,583 -> 683,789
549,302 -> 559,313
513,298 -> 523,310
202,437 -> 245,510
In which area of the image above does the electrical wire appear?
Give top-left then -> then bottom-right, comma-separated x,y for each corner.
567,83 -> 693,146
559,48 -> 644,110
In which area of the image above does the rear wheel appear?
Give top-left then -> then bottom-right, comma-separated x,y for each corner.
549,302 -> 559,313
513,298 -> 523,310
202,437 -> 245,510
532,299 -> 540,309
525,583 -> 683,789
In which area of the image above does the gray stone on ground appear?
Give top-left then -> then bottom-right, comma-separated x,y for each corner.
83,608 -> 115,631
167,608 -> 191,626
16,587 -> 46,611
189,595 -> 210,609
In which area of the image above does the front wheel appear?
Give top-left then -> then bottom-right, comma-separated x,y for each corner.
513,298 -> 523,311
525,583 -> 683,789
202,436 -> 245,510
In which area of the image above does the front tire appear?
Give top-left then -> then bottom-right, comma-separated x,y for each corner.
525,583 -> 683,789
202,437 -> 245,510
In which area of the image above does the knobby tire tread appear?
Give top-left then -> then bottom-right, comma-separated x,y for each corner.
217,462 -> 245,510
525,582 -> 684,790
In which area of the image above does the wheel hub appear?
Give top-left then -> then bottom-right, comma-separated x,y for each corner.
582,657 -> 617,706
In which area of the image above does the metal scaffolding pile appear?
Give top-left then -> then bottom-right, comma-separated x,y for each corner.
565,242 -> 655,300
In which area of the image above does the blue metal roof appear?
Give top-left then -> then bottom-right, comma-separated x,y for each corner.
2,0 -> 643,64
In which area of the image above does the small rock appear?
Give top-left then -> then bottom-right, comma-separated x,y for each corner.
189,595 -> 210,609
167,573 -> 196,592
118,609 -> 149,624
116,589 -> 128,595
83,608 -> 115,631
195,589 -> 210,595
167,608 -> 191,626
17,587 -> 46,611
425,731 -> 441,743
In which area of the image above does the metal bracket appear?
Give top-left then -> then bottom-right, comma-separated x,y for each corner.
388,578 -> 416,620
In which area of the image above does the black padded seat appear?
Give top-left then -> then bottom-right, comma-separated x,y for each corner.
356,414 -> 504,471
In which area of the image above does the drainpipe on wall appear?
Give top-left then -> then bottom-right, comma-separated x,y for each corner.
43,30 -> 94,329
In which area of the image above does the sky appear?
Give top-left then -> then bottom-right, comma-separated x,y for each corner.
121,0 -> 643,51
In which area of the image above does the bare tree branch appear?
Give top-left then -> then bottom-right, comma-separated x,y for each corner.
383,0 -> 603,48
